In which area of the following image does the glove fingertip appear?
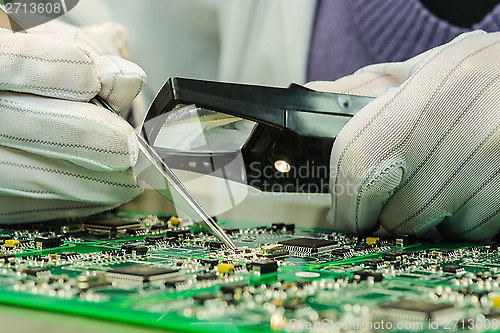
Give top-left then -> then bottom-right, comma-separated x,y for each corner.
95,55 -> 147,114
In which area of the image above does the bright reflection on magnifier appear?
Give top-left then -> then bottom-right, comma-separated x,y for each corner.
274,160 -> 291,173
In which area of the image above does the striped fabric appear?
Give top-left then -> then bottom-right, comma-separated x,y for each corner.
307,0 -> 500,81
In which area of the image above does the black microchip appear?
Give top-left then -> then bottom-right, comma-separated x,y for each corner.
121,244 -> 135,254
34,236 -> 62,249
164,237 -> 176,243
132,245 -> 148,255
192,294 -> 219,304
0,254 -> 14,262
382,250 -> 406,261
126,227 -> 143,235
363,259 -> 384,268
59,252 -> 78,259
120,244 -> 147,255
278,238 -> 338,255
223,228 -> 239,235
84,219 -> 140,233
166,230 -> 191,239
354,243 -> 369,251
271,223 -> 285,231
25,268 -> 50,277
220,283 -> 249,294
294,280 -> 313,288
443,265 -> 463,274
371,272 -> 384,282
353,270 -> 383,282
251,260 -> 278,274
379,300 -> 456,320
331,248 -> 350,257
196,273 -> 218,281
395,235 -> 416,246
164,279 -> 187,288
200,259 -> 219,268
284,224 -> 295,232
208,241 -> 224,249
483,243 -> 498,252
354,270 -> 371,281
145,236 -> 164,244
106,265 -> 180,284
102,249 -> 117,256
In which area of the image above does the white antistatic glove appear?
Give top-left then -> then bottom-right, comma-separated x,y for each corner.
0,21 -> 147,223
307,31 -> 500,241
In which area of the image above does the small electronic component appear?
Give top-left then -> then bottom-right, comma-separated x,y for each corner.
223,228 -> 239,235
169,217 -> 182,227
59,252 -> 78,260
353,270 -> 383,282
164,279 -> 187,289
84,219 -> 141,234
208,241 -> 224,249
278,238 -> 338,255
250,260 -> 278,275
200,259 -> 219,268
217,263 -> 235,274
220,283 -> 249,295
166,230 -> 191,239
75,274 -> 112,291
145,236 -> 164,244
271,223 -> 285,231
363,259 -> 384,269
259,244 -> 288,257
378,300 -> 460,323
0,254 -> 14,264
121,245 -> 148,255
196,273 -> 218,281
4,239 -> 19,248
132,245 -> 148,255
34,236 -> 61,249
25,268 -> 50,277
395,235 -> 416,246
442,265 -> 465,274
381,250 -> 406,261
365,237 -> 380,245
106,265 -> 180,284
192,294 -> 219,304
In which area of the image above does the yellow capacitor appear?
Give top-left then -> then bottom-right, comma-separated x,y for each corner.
5,239 -> 19,248
217,263 -> 235,274
169,217 -> 182,227
366,237 -> 380,245
493,296 -> 500,308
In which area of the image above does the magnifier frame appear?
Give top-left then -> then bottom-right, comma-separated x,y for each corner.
143,78 -> 373,193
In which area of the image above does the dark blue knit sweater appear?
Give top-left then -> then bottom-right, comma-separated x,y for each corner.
307,0 -> 500,81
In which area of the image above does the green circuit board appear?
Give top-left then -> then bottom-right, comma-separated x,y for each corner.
0,210 -> 499,332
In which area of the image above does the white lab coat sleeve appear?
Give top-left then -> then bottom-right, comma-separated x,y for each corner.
217,0 -> 316,86
63,0 -> 316,92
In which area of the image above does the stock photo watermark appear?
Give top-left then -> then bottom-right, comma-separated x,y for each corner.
288,318 -> 500,331
1,0 -> 79,31
247,161 -> 360,198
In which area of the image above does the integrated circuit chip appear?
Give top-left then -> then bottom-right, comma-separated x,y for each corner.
378,300 -> 460,323
25,268 -> 50,277
278,238 -> 338,256
259,244 -> 288,257
85,219 -> 141,234
106,265 -> 180,284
